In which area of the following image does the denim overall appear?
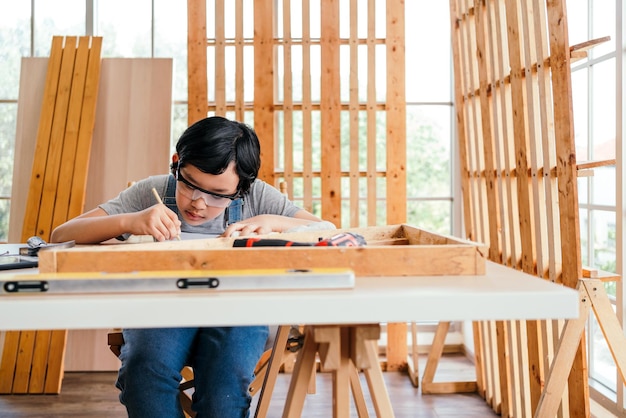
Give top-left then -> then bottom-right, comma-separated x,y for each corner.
116,174 -> 268,418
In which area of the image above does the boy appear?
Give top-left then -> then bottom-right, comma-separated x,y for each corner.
51,116 -> 324,417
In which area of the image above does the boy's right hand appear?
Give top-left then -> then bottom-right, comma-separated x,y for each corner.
130,205 -> 182,241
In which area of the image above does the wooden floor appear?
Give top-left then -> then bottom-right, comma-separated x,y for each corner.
0,354 -> 619,417
0,354 -> 502,417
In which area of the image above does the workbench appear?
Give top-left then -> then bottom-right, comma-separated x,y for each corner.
0,260 -> 578,417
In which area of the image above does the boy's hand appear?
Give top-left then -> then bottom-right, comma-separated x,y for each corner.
221,214 -> 320,238
222,214 -> 287,237
129,205 -> 182,241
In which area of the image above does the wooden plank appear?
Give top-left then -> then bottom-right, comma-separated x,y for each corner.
0,331 -> 20,393
282,0 -> 294,193
320,0 -> 341,226
348,0 -> 359,227
42,330 -> 67,393
385,0 -> 408,372
34,36 -> 78,242
301,0 -> 313,213
51,36 -> 90,232
545,1 -> 587,415
234,0 -> 244,121
21,36 -> 64,242
214,0 -> 226,115
27,330 -> 51,393
366,0 -> 377,227
187,0 -> 208,124
67,36 -> 103,220
253,0 -> 275,184
12,329 -> 36,393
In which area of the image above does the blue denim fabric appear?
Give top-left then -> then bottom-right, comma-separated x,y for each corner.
116,326 -> 269,418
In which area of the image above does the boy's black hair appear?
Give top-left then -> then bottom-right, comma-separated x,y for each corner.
170,116 -> 261,194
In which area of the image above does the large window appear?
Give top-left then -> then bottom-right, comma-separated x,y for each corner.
0,0 -> 457,241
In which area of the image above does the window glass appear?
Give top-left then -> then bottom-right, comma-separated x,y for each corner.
0,2 -> 31,99
34,0 -> 85,56
97,0 -> 152,57
154,0 -> 188,102
591,0 -> 615,58
591,59 -> 615,160
406,105 -> 451,198
405,1 -> 451,102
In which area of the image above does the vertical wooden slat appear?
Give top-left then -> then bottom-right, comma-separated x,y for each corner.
254,0 -> 275,184
349,0 -> 359,227
320,0 -> 341,225
282,0 -> 294,191
366,0 -> 377,226
546,0 -> 587,415
475,4 -> 511,414
385,0 -> 407,371
215,0 -> 226,116
301,0 -> 313,212
235,0 -> 245,121
187,0 -> 208,124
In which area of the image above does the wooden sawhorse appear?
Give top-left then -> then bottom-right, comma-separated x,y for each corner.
255,324 -> 394,418
535,276 -> 626,417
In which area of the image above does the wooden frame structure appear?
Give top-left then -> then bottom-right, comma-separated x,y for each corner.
186,0 -> 409,368
449,0 -> 621,416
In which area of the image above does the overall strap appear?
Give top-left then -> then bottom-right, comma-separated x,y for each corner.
223,198 -> 243,228
163,174 -> 179,215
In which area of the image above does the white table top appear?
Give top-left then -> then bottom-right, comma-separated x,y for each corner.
0,260 -> 579,331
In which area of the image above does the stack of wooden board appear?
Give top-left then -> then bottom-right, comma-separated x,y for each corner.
0,36 -> 102,395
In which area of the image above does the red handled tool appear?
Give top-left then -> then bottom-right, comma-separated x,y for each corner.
233,232 -> 366,248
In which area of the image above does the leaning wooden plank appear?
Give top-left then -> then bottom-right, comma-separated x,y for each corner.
27,330 -> 52,393
21,36 -> 64,242
0,331 -> 20,393
35,36 -> 78,242
51,36 -> 90,232
66,36 -> 103,220
11,329 -> 36,393
42,330 -> 68,394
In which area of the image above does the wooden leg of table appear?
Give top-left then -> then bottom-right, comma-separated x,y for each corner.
361,338 -> 395,418
407,322 -> 419,387
534,284 -> 590,418
255,325 -> 291,418
349,360 -> 370,418
282,327 -> 318,418
332,327 -> 351,418
421,321 -> 477,394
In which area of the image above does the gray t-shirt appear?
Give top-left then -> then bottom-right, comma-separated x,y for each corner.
100,174 -> 301,239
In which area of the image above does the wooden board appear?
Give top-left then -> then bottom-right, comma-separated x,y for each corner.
38,225 -> 487,277
7,57 -> 173,375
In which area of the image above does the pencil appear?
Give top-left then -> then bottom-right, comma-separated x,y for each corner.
152,187 -> 181,241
